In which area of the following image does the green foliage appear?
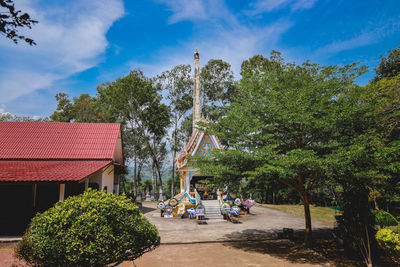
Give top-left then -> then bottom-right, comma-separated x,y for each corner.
372,209 -> 398,227
50,92 -> 112,123
376,228 -> 400,263
374,45 -> 400,81
0,113 -> 50,122
98,70 -> 170,189
337,186 -> 376,258
195,51 -> 368,244
200,59 -> 237,121
15,189 -> 160,266
0,0 -> 37,45
141,179 -> 153,193
157,64 -> 193,197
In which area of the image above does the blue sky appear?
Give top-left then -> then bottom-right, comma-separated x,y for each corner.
0,0 -> 399,118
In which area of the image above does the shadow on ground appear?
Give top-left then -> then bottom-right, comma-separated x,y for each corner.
140,205 -> 157,214
222,228 -> 397,267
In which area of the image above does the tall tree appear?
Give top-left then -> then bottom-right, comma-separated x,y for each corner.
158,64 -> 193,197
97,70 -> 170,195
195,52 -> 368,245
0,0 -> 37,45
200,59 -> 237,122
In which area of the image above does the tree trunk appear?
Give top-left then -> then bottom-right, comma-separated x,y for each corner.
155,160 -> 163,188
152,162 -> 156,199
280,176 -> 313,246
134,148 -> 137,197
373,197 -> 379,210
171,149 -> 176,198
302,192 -> 312,246
137,165 -> 142,198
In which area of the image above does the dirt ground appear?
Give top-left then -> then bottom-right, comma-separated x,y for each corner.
0,243 -> 26,267
125,241 -> 331,267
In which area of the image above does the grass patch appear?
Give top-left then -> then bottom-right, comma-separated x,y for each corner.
258,204 -> 340,225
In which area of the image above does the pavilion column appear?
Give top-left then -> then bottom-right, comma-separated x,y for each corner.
180,172 -> 184,193
59,184 -> 65,202
32,184 -> 37,208
84,178 -> 89,191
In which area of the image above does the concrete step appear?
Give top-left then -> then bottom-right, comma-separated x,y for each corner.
202,200 -> 224,221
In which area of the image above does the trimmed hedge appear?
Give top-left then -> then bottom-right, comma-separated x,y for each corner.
15,189 -> 160,266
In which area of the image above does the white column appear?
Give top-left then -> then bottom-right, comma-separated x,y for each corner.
59,184 -> 65,201
185,175 -> 190,193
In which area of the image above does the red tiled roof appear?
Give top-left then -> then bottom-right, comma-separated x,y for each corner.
0,160 -> 112,182
0,122 -> 120,160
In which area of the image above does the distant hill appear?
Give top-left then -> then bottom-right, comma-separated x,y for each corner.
127,165 -> 173,180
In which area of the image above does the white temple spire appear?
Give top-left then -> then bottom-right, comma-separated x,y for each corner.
193,49 -> 201,132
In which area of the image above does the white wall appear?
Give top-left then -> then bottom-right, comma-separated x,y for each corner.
101,164 -> 114,194
89,171 -> 102,188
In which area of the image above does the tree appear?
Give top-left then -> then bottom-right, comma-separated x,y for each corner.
97,70 -> 170,196
365,74 -> 400,211
15,189 -> 160,266
50,93 -> 112,123
0,0 -> 37,45
200,59 -> 237,122
374,45 -> 400,81
0,113 -> 49,122
50,93 -> 73,122
195,52 -> 368,245
158,64 -> 193,197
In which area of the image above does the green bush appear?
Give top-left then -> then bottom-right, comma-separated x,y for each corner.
376,228 -> 400,264
372,209 -> 398,227
388,224 -> 400,234
15,189 -> 160,266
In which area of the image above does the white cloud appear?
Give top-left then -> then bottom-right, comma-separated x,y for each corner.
0,104 -> 7,114
314,32 -> 376,57
291,0 -> 317,11
157,0 -> 207,24
157,0 -> 237,25
248,0 -> 316,15
129,21 -> 291,79
0,0 -> 124,103
313,21 -> 400,58
131,1 -> 292,79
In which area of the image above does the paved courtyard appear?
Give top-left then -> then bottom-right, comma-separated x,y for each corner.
140,202 -> 333,243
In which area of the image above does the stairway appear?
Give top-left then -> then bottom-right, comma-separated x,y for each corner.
202,200 -> 224,221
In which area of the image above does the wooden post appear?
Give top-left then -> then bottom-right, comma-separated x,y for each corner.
32,184 -> 37,208
85,178 -> 89,191
59,184 -> 65,202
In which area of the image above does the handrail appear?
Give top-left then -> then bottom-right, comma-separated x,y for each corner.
194,188 -> 202,205
217,189 -> 223,207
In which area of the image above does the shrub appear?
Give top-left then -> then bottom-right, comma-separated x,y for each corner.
372,209 -> 398,227
376,228 -> 400,264
15,189 -> 160,266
